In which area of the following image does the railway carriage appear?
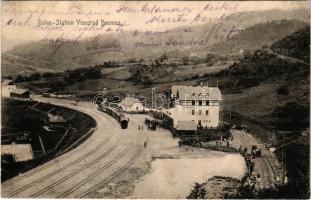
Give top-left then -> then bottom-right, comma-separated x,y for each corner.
98,106 -> 129,129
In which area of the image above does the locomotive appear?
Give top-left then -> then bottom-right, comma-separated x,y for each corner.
98,106 -> 129,129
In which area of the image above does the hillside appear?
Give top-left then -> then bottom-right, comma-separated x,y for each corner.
201,26 -> 310,133
271,26 -> 310,62
212,26 -> 310,198
209,19 -> 308,55
2,8 -> 309,75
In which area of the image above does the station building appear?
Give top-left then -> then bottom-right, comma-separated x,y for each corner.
120,97 -> 145,112
164,84 -> 222,130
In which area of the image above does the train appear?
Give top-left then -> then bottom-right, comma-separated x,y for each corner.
98,106 -> 129,129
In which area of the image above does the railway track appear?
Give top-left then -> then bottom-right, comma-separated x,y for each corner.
29,143 -> 128,198
263,156 -> 277,183
3,112 -> 116,188
76,149 -> 144,198
2,136 -> 94,188
4,99 -> 145,199
6,135 -> 122,197
2,103 -> 109,187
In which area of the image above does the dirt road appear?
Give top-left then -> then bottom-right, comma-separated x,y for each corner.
230,129 -> 283,189
1,98 -> 176,198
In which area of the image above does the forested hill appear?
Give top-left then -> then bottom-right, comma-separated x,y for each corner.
271,26 -> 310,62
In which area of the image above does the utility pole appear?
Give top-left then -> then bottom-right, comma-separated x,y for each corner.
152,88 -> 155,109
229,104 -> 232,125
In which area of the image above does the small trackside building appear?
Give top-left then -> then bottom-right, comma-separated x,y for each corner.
120,97 -> 145,113
10,89 -> 30,99
1,79 -> 16,97
1,144 -> 33,162
175,121 -> 197,135
45,113 -> 67,128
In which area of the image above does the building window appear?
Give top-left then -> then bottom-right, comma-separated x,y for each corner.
206,101 -> 209,106
206,110 -> 209,115
192,110 -> 195,115
199,100 -> 202,106
199,110 -> 202,115
192,100 -> 195,106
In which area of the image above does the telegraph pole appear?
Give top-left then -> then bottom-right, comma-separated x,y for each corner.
152,88 -> 155,109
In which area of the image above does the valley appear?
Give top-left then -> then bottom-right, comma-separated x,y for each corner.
1,5 -> 310,198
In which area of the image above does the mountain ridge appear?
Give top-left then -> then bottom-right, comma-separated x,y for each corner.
2,8 -> 309,75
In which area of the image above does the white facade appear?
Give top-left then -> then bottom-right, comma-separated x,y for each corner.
120,97 -> 145,112
169,85 -> 222,128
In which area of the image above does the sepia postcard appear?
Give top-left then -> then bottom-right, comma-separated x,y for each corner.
1,1 -> 310,199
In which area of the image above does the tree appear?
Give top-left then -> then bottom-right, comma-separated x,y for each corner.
1,153 -> 15,164
129,68 -> 143,84
181,56 -> 189,65
158,54 -> 168,62
205,53 -> 216,63
42,72 -> 53,78
272,101 -> 309,130
14,75 -> 25,82
85,68 -> 102,79
276,85 -> 289,96
187,182 -> 207,199
142,75 -> 152,86
28,73 -> 41,81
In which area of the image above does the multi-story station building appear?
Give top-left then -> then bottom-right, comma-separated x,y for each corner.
164,84 -> 223,130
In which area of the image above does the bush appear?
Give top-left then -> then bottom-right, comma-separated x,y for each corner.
181,56 -> 189,65
272,101 -> 309,130
42,72 -> 53,78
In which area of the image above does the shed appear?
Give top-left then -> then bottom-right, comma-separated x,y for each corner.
175,120 -> 197,135
10,89 -> 30,98
1,144 -> 33,162
46,113 -> 67,127
1,79 -> 16,97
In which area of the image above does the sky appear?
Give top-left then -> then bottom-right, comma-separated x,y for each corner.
2,1 -> 309,44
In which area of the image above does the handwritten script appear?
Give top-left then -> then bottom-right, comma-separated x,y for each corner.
3,1 -> 244,52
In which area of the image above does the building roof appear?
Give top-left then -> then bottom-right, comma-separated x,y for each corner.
47,113 -> 67,123
2,79 -> 14,86
175,120 -> 197,131
171,85 -> 222,100
1,144 -> 33,162
11,89 -> 30,95
121,97 -> 141,107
